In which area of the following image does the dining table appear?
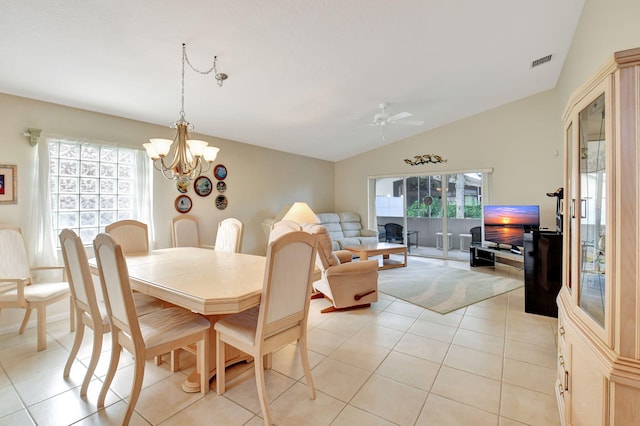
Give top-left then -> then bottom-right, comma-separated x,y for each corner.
89,246 -> 266,392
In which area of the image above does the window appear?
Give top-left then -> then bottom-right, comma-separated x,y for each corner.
49,140 -> 144,245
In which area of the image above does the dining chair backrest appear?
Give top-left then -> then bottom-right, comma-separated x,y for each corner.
214,218 -> 244,253
171,215 -> 200,247
105,220 -> 149,255
258,231 -> 317,344
93,233 -> 140,343
268,220 -> 301,244
59,229 -> 103,329
0,224 -> 31,283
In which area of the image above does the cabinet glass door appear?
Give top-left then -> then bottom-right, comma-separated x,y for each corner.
577,93 -> 606,326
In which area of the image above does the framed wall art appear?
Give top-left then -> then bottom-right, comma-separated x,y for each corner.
194,175 -> 213,197
214,164 -> 227,180
0,164 -> 17,204
215,194 -> 228,210
175,194 -> 193,213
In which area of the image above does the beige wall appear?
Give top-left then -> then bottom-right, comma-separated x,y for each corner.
336,0 -> 640,232
0,93 -> 334,333
335,90 -> 563,229
556,0 -> 640,112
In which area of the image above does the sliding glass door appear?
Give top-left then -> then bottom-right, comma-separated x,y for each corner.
373,171 -> 486,260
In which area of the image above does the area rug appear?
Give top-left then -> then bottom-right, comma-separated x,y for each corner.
377,260 -> 523,314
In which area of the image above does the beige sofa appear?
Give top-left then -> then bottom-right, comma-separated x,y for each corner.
262,209 -> 378,251
315,212 -> 378,251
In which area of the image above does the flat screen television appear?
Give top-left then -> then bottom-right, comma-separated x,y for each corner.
483,205 -> 540,250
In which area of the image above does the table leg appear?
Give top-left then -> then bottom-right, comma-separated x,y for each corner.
181,315 -> 252,393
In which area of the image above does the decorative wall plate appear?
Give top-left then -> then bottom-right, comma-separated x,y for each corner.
214,164 -> 228,180
215,195 -> 228,210
216,181 -> 227,193
177,176 -> 189,193
194,175 -> 213,197
175,194 -> 193,213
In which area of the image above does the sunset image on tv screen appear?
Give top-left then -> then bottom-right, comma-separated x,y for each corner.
484,205 -> 539,227
483,205 -> 539,247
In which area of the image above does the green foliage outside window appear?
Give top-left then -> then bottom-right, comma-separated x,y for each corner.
406,198 -> 482,218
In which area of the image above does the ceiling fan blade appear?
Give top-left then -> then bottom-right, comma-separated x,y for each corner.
388,111 -> 412,122
396,120 -> 424,126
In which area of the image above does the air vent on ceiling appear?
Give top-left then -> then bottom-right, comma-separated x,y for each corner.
531,54 -> 552,68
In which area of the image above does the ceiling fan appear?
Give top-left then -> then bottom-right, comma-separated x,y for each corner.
369,102 -> 424,127
361,102 -> 424,140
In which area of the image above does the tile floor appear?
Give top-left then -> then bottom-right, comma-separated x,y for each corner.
0,257 -> 560,425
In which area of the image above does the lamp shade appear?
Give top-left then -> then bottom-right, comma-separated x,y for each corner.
282,202 -> 320,225
149,138 -> 173,157
186,139 -> 209,156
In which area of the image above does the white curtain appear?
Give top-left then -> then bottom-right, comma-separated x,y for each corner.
134,149 -> 155,248
26,138 -> 58,268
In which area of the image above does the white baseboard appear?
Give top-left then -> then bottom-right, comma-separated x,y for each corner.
0,311 -> 72,337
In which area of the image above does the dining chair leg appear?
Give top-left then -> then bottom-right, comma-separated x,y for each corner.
18,308 -> 32,334
63,314 -> 83,378
123,353 -> 146,426
69,297 -> 76,332
98,338 -> 121,408
254,354 -> 272,426
36,304 -> 47,351
80,328 -> 104,397
299,337 -> 316,399
215,334 -> 226,394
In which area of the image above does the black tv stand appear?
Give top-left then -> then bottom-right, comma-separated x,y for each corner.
470,245 -> 524,268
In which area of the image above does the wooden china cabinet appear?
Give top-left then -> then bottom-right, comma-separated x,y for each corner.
556,46 -> 640,425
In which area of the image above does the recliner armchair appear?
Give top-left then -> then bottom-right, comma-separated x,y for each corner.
304,224 -> 378,313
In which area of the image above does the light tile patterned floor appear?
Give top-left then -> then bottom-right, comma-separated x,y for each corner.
0,257 -> 560,425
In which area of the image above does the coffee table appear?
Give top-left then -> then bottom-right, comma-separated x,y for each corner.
343,242 -> 407,270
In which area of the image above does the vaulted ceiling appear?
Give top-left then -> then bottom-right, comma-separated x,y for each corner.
0,0 -> 584,161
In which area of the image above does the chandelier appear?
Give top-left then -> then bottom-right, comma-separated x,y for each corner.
143,43 -> 228,180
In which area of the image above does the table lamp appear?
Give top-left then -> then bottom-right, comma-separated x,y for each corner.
281,202 -> 320,225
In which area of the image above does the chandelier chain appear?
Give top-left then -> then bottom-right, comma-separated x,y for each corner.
182,43 -> 226,87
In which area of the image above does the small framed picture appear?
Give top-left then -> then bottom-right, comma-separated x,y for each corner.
215,195 -> 228,210
194,176 -> 213,197
177,176 -> 190,193
216,181 -> 227,193
0,164 -> 17,204
214,164 -> 227,180
175,194 -> 193,214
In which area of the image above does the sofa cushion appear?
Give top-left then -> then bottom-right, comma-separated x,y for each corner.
338,212 -> 363,237
337,237 -> 362,249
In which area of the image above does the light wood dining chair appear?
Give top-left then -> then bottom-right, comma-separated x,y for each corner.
214,231 -> 318,426
268,220 -> 301,243
171,215 -> 200,248
214,218 -> 244,253
105,220 -> 149,254
93,233 -> 210,425
59,229 -> 163,397
0,224 -> 71,351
